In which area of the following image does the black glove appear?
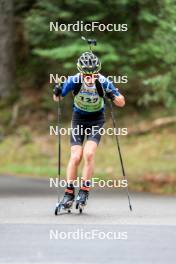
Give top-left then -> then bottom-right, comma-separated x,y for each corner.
106,91 -> 115,101
53,84 -> 62,97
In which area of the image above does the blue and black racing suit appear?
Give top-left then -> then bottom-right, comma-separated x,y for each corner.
61,73 -> 121,145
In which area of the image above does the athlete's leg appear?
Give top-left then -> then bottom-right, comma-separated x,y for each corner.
75,141 -> 97,207
82,140 -> 98,181
58,145 -> 83,209
75,119 -> 104,208
66,145 -> 83,182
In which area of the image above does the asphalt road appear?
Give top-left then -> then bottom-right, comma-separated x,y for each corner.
0,175 -> 176,264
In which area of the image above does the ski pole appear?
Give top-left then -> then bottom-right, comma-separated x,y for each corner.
54,82 -> 64,215
54,97 -> 62,208
58,98 -> 61,184
54,96 -> 62,215
109,100 -> 133,211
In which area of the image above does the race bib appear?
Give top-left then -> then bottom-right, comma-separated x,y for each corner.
74,83 -> 104,112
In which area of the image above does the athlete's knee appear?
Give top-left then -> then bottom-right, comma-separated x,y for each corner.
70,152 -> 82,166
84,150 -> 95,163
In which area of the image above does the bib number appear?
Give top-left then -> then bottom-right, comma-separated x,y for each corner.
79,96 -> 99,104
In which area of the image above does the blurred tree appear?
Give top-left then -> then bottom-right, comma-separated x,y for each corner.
0,0 -> 14,98
138,0 -> 176,108
15,0 -> 176,109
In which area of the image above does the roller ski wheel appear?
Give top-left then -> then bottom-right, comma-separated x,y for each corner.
55,202 -> 73,215
76,203 -> 84,214
54,193 -> 74,215
76,189 -> 89,214
55,203 -> 60,215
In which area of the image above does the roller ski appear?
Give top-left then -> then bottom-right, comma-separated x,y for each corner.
55,188 -> 74,215
76,189 -> 89,214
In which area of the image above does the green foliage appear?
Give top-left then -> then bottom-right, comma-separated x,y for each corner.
15,0 -> 176,109
138,0 -> 176,108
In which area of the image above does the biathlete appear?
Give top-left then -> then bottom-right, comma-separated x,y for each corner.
53,51 -> 125,212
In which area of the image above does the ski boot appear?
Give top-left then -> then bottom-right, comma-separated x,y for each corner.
76,187 -> 89,214
55,186 -> 75,215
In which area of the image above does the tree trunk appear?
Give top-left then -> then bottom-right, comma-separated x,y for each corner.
0,0 -> 14,98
